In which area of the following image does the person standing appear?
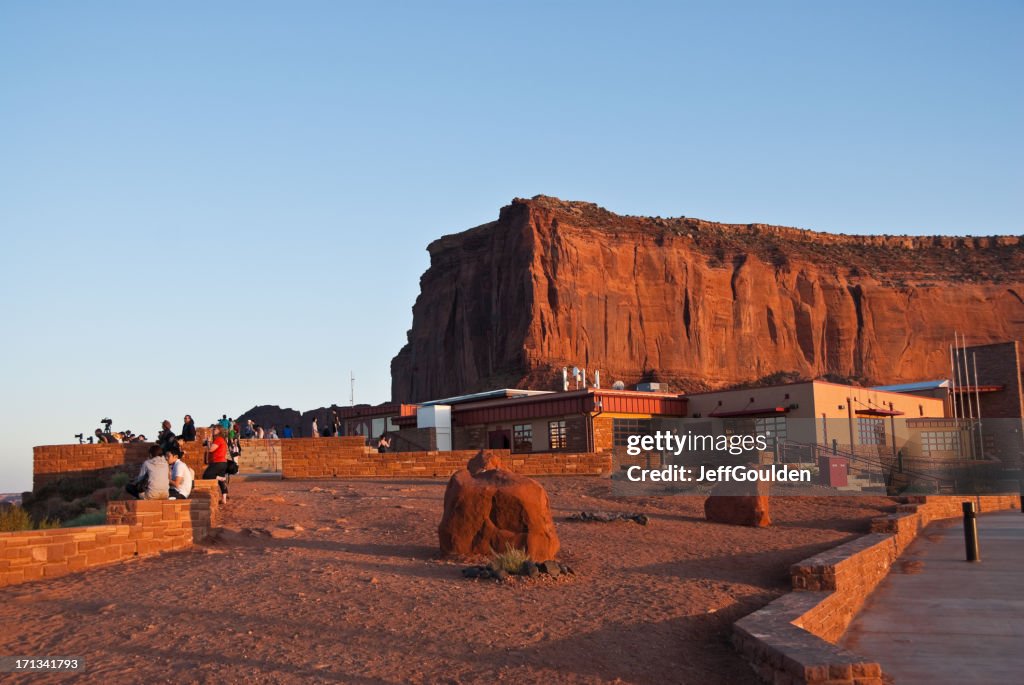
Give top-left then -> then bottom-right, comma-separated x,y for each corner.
157,420 -> 179,454
181,415 -> 197,442
311,417 -> 319,439
219,415 -> 230,431
282,425 -> 293,439
203,425 -> 230,504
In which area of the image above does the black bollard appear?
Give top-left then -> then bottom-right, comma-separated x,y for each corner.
962,501 -> 980,562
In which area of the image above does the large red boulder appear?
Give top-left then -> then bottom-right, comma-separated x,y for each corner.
439,452 -> 560,559
704,480 -> 771,527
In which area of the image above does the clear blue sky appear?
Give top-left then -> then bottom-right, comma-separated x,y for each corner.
1,1 -> 1021,492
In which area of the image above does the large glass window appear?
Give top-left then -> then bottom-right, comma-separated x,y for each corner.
921,431 -> 961,456
548,420 -> 567,450
726,416 -> 788,443
857,418 -> 886,445
513,424 -> 533,452
613,418 -> 652,447
754,416 -> 787,443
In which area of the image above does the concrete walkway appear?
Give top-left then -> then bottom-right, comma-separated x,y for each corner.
841,509 -> 1024,684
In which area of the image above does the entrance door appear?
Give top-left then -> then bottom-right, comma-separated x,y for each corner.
487,430 -> 511,450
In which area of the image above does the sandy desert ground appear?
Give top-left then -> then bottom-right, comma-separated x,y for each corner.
0,477 -> 896,684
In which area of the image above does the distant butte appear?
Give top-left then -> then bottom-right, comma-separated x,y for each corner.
390,195 -> 1024,401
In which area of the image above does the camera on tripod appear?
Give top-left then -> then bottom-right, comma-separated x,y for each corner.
74,433 -> 84,444
101,418 -> 113,434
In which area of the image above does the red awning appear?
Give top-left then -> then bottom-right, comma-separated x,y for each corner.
709,406 -> 789,418
855,408 -> 905,417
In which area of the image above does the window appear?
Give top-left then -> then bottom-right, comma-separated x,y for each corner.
726,416 -> 787,444
754,416 -> 787,443
921,431 -> 961,456
513,424 -> 533,452
613,418 -> 652,447
548,420 -> 567,450
857,418 -> 886,445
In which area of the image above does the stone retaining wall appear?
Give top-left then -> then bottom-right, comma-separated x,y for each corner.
733,494 -> 1022,684
0,480 -> 220,589
279,437 -> 612,479
33,441 -> 209,491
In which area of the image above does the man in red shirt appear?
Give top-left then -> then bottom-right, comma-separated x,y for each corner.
203,425 -> 231,504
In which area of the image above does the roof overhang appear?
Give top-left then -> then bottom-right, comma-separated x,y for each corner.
709,406 -> 789,418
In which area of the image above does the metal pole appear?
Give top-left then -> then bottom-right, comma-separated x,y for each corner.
962,501 -> 980,562
949,342 -> 959,423
973,353 -> 985,459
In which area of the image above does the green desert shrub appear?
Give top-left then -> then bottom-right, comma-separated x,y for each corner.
0,506 -> 60,532
61,509 -> 107,528
490,543 -> 531,574
0,505 -> 33,532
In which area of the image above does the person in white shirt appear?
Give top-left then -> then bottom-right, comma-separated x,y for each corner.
167,448 -> 194,500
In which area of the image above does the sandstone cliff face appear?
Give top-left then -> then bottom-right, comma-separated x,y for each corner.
391,196 -> 1024,402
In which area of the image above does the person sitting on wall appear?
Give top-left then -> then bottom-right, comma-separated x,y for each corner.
267,426 -> 278,439
126,445 -> 170,500
181,414 -> 197,442
282,425 -> 293,439
167,446 -> 194,500
377,434 -> 392,454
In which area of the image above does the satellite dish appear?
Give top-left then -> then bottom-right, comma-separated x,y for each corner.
612,381 -> 626,390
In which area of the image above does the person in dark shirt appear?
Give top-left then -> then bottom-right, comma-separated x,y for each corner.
157,420 -> 179,454
181,415 -> 197,442
282,425 -> 294,439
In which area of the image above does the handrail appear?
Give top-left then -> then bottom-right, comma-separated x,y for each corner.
775,440 -> 956,493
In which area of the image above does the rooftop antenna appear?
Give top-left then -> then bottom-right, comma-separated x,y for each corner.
350,370 -> 355,406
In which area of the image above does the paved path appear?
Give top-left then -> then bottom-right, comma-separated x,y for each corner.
841,509 -> 1024,684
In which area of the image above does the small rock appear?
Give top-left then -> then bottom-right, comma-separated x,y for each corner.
539,561 -> 560,577
523,561 -> 539,578
462,567 -> 481,579
561,564 -> 575,576
492,568 -> 509,581
479,569 -> 492,579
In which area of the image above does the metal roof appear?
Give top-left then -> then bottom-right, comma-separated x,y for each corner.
870,380 -> 950,393
418,389 -> 554,407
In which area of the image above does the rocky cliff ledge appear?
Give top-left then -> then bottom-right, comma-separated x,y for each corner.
391,196 -> 1024,402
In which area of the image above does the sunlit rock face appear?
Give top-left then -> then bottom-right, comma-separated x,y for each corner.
392,195 -> 1024,401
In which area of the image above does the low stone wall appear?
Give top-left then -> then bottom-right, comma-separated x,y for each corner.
733,494 -> 1022,684
237,439 -> 282,472
280,437 -> 612,479
0,481 -> 220,589
33,441 -> 209,491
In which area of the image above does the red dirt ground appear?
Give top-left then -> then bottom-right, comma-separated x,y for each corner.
0,477 -> 896,684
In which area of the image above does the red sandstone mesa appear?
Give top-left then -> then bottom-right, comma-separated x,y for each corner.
438,452 -> 560,559
704,481 -> 772,528
392,195 -> 1024,401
